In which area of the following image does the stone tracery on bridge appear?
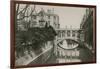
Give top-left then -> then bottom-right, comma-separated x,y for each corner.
55,28 -> 80,44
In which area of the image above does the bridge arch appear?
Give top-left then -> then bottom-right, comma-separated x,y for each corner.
56,38 -> 79,44
55,38 -> 80,50
54,38 -> 80,60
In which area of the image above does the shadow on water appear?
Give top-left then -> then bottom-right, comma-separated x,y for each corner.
44,39 -> 94,64
28,40 -> 94,65
77,43 -> 94,62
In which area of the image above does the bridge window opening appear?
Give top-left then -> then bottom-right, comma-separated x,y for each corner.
72,31 -> 75,37
62,31 -> 65,37
67,30 -> 71,37
58,31 -> 62,38
39,20 -> 45,27
54,16 -> 56,20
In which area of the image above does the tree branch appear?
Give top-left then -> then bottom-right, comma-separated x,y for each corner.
17,4 -> 29,15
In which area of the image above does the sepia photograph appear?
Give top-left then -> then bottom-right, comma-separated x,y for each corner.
11,1 -> 96,68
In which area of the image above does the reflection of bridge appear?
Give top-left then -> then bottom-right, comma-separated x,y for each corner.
53,28 -> 82,63
53,27 -> 93,63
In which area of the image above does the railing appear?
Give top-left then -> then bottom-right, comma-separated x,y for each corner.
16,44 -> 53,66
28,46 -> 53,65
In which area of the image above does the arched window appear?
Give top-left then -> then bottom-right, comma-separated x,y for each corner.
39,19 -> 45,27
67,30 -> 70,37
72,30 -> 75,37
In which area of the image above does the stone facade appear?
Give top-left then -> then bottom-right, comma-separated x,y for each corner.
80,8 -> 94,47
17,8 -> 60,31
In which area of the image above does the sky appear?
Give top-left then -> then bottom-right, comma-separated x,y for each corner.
18,4 -> 87,29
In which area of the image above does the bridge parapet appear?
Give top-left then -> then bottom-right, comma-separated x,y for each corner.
55,28 -> 79,42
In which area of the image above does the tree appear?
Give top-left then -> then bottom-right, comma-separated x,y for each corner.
15,4 -> 36,31
15,4 -> 57,59
15,4 -> 37,58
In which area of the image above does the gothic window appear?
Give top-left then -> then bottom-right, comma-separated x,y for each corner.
48,15 -> 50,19
72,31 -> 75,37
54,22 -> 56,27
58,24 -> 60,28
54,16 -> 56,20
39,20 -> 45,27
62,31 -> 65,37
67,30 -> 70,37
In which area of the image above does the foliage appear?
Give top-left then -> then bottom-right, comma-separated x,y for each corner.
15,25 -> 57,59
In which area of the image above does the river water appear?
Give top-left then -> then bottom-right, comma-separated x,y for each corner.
56,39 -> 81,63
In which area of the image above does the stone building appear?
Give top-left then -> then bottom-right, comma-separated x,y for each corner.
17,8 -> 60,31
80,8 -> 94,47
30,8 -> 60,29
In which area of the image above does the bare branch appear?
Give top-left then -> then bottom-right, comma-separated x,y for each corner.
16,4 -> 20,14
30,5 -> 36,16
17,15 -> 29,21
17,5 -> 36,21
17,4 -> 30,15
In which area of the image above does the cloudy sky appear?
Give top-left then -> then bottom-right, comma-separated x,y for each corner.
18,4 -> 87,29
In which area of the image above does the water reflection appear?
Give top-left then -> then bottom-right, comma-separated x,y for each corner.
57,58 -> 81,63
57,39 -> 81,63
58,39 -> 79,49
